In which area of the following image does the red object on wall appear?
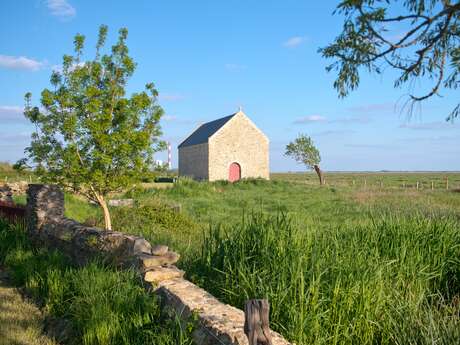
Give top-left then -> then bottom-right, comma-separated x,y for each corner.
229,162 -> 241,182
0,200 -> 26,224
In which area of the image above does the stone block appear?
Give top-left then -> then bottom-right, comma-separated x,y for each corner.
137,251 -> 180,270
26,184 -> 65,233
108,199 -> 134,207
155,279 -> 291,345
144,265 -> 184,284
133,238 -> 152,255
151,244 -> 168,256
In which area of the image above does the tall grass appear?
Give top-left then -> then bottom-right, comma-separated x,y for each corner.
0,219 -> 193,345
191,212 -> 460,344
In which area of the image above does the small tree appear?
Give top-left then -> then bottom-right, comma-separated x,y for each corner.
19,25 -> 165,230
285,134 -> 324,185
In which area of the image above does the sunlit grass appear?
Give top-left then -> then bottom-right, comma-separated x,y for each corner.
0,219 -> 193,345
190,212 -> 460,344
17,173 -> 460,344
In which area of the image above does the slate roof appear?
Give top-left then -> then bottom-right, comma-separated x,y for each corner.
178,113 -> 236,148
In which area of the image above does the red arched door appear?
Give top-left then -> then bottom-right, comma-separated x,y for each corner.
228,162 -> 241,182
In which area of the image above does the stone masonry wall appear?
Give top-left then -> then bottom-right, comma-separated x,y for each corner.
178,142 -> 209,180
209,112 -> 269,181
23,184 -> 291,345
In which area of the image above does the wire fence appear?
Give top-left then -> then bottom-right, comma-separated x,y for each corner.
271,174 -> 460,191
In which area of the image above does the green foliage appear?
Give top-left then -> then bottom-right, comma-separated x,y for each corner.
50,174 -> 460,343
285,134 -> 321,170
111,203 -> 197,234
20,25 -> 166,228
193,212 -> 460,344
320,1 -> 460,120
0,220 -> 193,345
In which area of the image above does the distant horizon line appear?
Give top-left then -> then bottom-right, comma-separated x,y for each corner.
270,170 -> 460,174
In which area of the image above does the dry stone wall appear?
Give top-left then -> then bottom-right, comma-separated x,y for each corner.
0,181 -> 28,203
23,184 -> 291,345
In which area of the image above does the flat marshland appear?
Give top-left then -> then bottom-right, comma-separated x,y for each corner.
10,172 -> 460,344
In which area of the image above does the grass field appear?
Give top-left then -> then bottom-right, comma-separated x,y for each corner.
0,271 -> 58,345
5,171 -> 460,344
272,171 -> 460,189
0,219 -> 193,345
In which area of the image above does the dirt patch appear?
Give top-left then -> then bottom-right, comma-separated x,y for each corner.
0,270 -> 58,345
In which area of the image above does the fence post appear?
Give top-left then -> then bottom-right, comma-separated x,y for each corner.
416,181 -> 419,190
446,177 -> 449,190
431,181 -> 434,190
244,299 -> 273,345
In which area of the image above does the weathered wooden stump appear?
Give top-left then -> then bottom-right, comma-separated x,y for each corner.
244,299 -> 273,345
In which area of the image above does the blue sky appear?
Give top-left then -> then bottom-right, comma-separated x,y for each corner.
1,0 -> 459,171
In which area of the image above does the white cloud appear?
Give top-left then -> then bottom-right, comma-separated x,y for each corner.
0,131 -> 31,141
51,61 -> 85,73
331,116 -> 371,124
293,115 -> 327,124
0,55 -> 45,71
347,102 -> 396,114
47,0 -> 76,19
0,105 -> 24,122
224,63 -> 247,71
313,129 -> 355,137
0,105 -> 23,114
283,36 -> 306,48
158,93 -> 185,102
400,121 -> 460,130
344,143 -> 399,149
162,115 -> 177,121
294,114 -> 372,125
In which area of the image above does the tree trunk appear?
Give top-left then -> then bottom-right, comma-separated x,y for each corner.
313,164 -> 325,185
96,194 -> 112,230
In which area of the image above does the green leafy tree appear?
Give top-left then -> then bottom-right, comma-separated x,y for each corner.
20,25 -> 165,230
285,134 -> 325,185
320,1 -> 460,120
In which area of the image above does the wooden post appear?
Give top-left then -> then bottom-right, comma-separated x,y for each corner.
244,299 -> 273,345
446,177 -> 449,190
416,181 -> 419,190
431,181 -> 434,190
364,179 -> 367,188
